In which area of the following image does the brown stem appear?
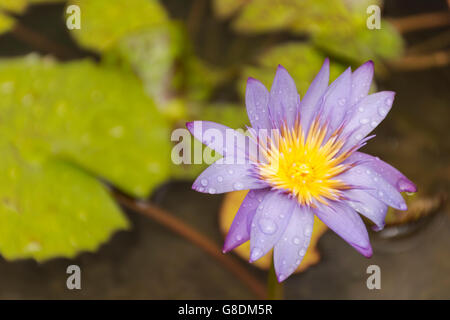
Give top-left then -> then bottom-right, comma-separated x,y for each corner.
187,0 -> 207,39
388,50 -> 450,71
11,22 -> 77,59
388,12 -> 450,34
112,191 -> 268,299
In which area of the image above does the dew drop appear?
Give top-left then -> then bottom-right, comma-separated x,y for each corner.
359,118 -> 369,124
292,237 -> 301,245
201,179 -> 208,186
378,191 -> 384,197
385,97 -> 392,106
370,121 -> 378,128
217,176 -> 223,182
258,218 -> 277,235
355,134 -> 363,140
233,182 -> 244,190
236,235 -> 242,241
338,98 -> 346,106
250,247 -> 263,261
304,227 -> 312,236
208,188 -> 216,194
378,107 -> 388,116
299,248 -> 306,256
358,107 -> 364,113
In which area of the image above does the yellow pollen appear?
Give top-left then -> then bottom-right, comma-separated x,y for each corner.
255,118 -> 354,207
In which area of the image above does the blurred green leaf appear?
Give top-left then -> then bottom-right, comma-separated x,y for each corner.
68,0 -> 168,52
216,0 -> 403,64
0,12 -> 14,35
0,55 -> 171,198
0,0 -> 27,13
240,43 -> 346,97
213,0 -> 248,19
313,17 -> 403,64
106,24 -> 184,107
232,0 -> 299,33
0,150 -> 128,261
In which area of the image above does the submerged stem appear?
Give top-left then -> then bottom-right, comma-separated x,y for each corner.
112,191 -> 267,300
267,257 -> 284,300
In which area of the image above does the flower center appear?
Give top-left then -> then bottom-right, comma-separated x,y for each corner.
255,119 -> 354,207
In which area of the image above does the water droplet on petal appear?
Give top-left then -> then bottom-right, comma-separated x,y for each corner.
359,118 -> 369,124
208,188 -> 216,194
233,182 -> 244,190
250,247 -> 263,261
292,237 -> 301,245
378,107 -> 388,116
304,227 -> 312,236
258,218 -> 277,235
358,107 -> 364,113
370,120 -> 378,128
201,179 -> 208,186
217,176 -> 223,182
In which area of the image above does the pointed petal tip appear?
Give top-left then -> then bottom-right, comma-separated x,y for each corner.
357,243 -> 373,258
372,223 -> 385,232
249,248 -> 264,263
277,274 -> 287,283
277,64 -> 286,71
222,238 -> 234,254
186,121 -> 194,131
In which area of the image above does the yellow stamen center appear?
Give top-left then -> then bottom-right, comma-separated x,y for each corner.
255,119 -> 354,207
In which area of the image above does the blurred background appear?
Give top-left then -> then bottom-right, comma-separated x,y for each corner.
0,0 -> 448,299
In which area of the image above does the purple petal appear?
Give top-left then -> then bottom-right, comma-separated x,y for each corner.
192,161 -> 267,194
350,61 -> 374,106
249,191 -> 296,262
319,67 -> 352,132
245,78 -> 270,129
186,120 -> 257,161
313,201 -> 372,257
300,58 -> 330,132
223,188 -> 271,253
337,164 -> 407,211
274,204 -> 314,282
268,65 -> 300,128
348,152 -> 417,193
342,91 -> 395,150
344,189 -> 388,231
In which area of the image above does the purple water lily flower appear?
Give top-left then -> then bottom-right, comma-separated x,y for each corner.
186,59 -> 416,282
